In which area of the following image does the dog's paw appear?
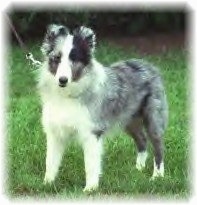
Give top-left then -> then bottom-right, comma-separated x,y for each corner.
136,162 -> 145,171
150,161 -> 164,180
83,184 -> 98,193
43,175 -> 54,185
136,151 -> 147,171
150,173 -> 164,181
150,170 -> 164,180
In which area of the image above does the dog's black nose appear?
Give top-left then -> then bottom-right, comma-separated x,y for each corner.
59,76 -> 68,87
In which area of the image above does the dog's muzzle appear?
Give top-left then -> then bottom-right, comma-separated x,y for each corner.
59,76 -> 68,87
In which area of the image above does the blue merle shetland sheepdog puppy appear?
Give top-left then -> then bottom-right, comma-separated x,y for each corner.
38,24 -> 168,192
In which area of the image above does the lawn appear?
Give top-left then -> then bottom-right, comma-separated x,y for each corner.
7,41 -> 189,200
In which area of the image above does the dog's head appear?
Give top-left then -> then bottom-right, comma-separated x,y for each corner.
41,24 -> 96,87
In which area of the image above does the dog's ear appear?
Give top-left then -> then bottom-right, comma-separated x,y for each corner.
41,24 -> 69,56
73,26 -> 96,54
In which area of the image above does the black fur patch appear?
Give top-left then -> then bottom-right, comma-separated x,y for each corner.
68,34 -> 91,82
69,35 -> 90,66
73,27 -> 95,50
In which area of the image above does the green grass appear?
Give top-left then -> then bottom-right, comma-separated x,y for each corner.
7,41 -> 189,200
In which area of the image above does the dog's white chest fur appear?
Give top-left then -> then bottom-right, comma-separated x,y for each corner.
42,97 -> 92,138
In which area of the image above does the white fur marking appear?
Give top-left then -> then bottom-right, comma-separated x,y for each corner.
136,151 -> 148,171
42,98 -> 94,185
44,133 -> 66,184
151,160 -> 164,180
55,34 -> 73,84
82,136 -> 102,192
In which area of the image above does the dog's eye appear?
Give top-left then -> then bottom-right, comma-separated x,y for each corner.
49,52 -> 62,64
53,54 -> 61,63
49,58 -> 58,65
48,54 -> 62,75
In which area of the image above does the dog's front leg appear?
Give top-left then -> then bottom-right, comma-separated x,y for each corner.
82,135 -> 103,192
44,133 -> 66,184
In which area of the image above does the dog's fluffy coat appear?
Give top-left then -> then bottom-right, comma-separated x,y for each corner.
38,25 -> 168,192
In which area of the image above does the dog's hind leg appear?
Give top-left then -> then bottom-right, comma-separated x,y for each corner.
126,117 -> 148,171
81,133 -> 103,192
44,132 -> 66,184
145,123 -> 164,179
143,92 -> 168,179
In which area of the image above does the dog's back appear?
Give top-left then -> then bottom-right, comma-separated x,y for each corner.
87,59 -> 168,134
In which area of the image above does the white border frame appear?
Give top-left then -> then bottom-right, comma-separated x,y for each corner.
1,0 -> 196,204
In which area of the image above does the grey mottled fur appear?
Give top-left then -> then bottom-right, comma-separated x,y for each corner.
80,59 -> 168,169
